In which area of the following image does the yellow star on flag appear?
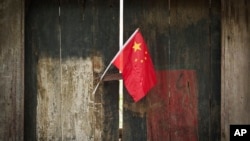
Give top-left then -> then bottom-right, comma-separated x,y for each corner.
132,42 -> 141,52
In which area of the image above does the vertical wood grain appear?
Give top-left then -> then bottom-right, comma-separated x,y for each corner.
123,0 -> 221,140
170,0 -> 221,140
25,0 -> 119,140
25,0 -> 61,140
123,0 -> 170,140
221,0 -> 250,140
0,0 -> 24,140
147,70 -> 198,141
210,1 -> 221,140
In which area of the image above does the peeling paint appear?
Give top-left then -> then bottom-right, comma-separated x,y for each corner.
92,55 -> 104,73
37,57 -> 103,140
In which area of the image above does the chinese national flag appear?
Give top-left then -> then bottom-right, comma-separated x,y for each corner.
113,30 -> 157,102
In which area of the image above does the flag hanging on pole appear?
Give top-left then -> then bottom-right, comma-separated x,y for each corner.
113,29 -> 157,102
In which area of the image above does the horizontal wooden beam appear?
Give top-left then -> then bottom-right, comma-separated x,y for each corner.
103,73 -> 122,81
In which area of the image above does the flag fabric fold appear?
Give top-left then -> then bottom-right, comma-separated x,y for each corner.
113,30 -> 157,102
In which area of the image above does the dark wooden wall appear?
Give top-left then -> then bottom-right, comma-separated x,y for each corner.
25,0 -> 119,140
122,0 -> 221,141
0,0 -> 24,140
0,0 -> 223,140
221,0 -> 250,140
3,0 -> 250,140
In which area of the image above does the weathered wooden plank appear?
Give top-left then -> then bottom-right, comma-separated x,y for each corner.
170,0 -> 217,140
147,70 -> 198,141
36,58 -> 62,140
60,0 -> 104,140
60,58 -> 95,140
0,0 -> 24,140
123,0 -> 170,140
26,0 -> 120,140
221,0 -> 250,140
102,81 -> 119,141
103,73 -> 122,81
89,0 -> 120,140
60,0 -> 119,141
123,0 -> 221,140
210,0 -> 221,140
24,0 -> 61,140
123,0 -> 170,70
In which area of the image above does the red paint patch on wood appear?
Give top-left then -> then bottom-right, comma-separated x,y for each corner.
147,70 -> 198,141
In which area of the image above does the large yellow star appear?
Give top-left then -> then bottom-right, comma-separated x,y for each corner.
132,42 -> 141,52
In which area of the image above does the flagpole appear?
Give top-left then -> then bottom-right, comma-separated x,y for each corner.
119,0 -> 123,51
119,0 -> 124,130
91,28 -> 139,95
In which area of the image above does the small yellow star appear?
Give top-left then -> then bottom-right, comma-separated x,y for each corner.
132,42 -> 141,52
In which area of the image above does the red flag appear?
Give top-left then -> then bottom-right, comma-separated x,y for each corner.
113,30 -> 157,102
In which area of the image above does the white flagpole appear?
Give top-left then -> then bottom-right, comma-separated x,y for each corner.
91,28 -> 139,95
119,0 -> 124,130
119,0 -> 123,51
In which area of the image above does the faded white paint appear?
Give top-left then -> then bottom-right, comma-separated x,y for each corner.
37,57 -> 103,140
37,58 -> 62,140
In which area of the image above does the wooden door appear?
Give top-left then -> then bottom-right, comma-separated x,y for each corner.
25,0 -> 221,140
123,0 -> 221,141
25,0 -> 119,140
